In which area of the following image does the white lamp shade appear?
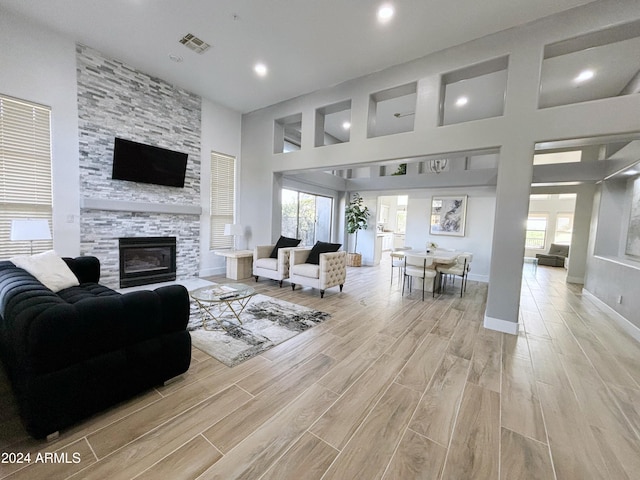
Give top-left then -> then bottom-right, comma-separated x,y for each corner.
223,224 -> 244,236
10,219 -> 52,241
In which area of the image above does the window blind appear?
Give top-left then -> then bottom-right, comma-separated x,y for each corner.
210,151 -> 236,249
0,95 -> 53,259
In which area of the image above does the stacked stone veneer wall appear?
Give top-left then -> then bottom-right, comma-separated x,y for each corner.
76,44 -> 201,288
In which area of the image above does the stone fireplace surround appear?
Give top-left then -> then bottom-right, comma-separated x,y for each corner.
80,199 -> 201,289
76,44 -> 202,289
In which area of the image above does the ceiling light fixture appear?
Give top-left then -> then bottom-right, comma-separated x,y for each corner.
254,63 -> 268,77
427,158 -> 448,174
342,121 -> 351,130
168,54 -> 183,63
575,69 -> 594,83
377,4 -> 395,23
455,96 -> 468,107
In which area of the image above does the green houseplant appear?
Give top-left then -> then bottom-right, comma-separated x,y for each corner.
345,193 -> 370,266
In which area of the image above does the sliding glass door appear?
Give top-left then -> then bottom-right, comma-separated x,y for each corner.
282,189 -> 333,246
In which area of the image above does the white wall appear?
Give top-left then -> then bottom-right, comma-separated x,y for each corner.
239,0 -> 640,333
199,98 -> 243,277
0,9 -> 80,256
586,176 -> 640,329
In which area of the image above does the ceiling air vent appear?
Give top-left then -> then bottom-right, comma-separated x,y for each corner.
179,33 -> 211,54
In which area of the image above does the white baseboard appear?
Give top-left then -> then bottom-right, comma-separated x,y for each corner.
484,314 -> 519,335
582,289 -> 640,343
467,273 -> 488,283
566,275 -> 584,284
199,266 -> 226,278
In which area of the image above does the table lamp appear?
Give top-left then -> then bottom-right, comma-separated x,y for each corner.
223,223 -> 244,250
10,219 -> 52,255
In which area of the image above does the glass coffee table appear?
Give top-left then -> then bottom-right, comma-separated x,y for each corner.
190,283 -> 256,330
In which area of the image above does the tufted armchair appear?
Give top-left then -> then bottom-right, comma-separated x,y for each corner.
289,248 -> 346,298
253,244 -> 295,287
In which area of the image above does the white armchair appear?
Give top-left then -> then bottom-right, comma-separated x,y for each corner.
253,244 -> 294,287
289,248 -> 346,298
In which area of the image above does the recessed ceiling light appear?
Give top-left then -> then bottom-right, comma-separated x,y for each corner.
254,63 -> 268,77
254,63 -> 267,75
377,4 -> 394,23
575,69 -> 595,83
168,54 -> 183,63
455,96 -> 468,107
342,121 -> 351,130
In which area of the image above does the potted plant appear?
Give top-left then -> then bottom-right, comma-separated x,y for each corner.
345,192 -> 370,266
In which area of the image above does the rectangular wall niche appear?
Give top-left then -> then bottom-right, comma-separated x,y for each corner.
274,113 -> 302,153
367,82 -> 417,138
315,100 -> 351,147
539,20 -> 640,109
440,56 -> 508,126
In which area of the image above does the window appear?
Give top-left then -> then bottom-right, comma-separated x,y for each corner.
555,213 -> 574,244
209,151 -> 236,249
0,95 -> 53,259
281,189 -> 333,246
525,214 -> 548,249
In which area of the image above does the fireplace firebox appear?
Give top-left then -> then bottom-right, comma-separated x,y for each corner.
119,237 -> 177,288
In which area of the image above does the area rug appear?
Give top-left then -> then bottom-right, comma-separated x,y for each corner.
187,294 -> 330,367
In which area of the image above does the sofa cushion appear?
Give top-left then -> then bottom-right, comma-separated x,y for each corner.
548,244 -> 569,257
306,241 -> 341,265
291,262 -> 320,279
255,257 -> 278,271
57,283 -> 120,304
10,250 -> 80,293
270,236 -> 301,258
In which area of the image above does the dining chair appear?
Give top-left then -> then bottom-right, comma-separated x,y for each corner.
437,253 -> 472,297
390,247 -> 412,285
402,255 -> 437,301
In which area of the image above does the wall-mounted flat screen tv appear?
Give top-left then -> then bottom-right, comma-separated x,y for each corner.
111,137 -> 188,188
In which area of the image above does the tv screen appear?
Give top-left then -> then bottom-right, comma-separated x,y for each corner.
111,137 -> 188,188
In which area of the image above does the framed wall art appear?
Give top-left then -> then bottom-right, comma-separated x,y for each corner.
625,177 -> 640,257
430,195 -> 467,236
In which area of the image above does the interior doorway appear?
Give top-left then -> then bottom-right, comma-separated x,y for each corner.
376,195 -> 408,251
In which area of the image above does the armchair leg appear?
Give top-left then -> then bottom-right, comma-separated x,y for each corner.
291,284 -> 296,291
279,280 -> 283,287
339,284 -> 343,292
254,276 -> 259,282
320,290 -> 325,298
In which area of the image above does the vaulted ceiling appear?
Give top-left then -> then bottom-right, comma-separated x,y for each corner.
0,0 -> 597,113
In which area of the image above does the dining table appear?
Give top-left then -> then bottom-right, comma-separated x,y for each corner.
390,249 -> 460,293
390,248 -> 459,267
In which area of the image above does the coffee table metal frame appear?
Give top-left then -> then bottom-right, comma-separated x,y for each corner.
190,283 -> 256,330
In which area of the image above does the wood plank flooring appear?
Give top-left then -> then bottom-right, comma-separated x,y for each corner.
1,258 -> 639,479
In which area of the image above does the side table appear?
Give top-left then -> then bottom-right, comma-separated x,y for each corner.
215,249 -> 254,280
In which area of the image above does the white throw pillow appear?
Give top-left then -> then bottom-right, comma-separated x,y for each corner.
10,250 -> 80,292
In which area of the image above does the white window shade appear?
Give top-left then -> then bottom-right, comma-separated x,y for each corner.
0,95 -> 53,259
210,151 -> 236,249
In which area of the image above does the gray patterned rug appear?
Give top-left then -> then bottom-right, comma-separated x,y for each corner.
188,294 -> 330,367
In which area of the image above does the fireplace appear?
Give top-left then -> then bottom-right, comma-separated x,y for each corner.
119,237 -> 177,288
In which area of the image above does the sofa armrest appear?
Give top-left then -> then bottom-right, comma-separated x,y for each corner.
63,256 -> 101,284
277,247 -> 294,273
290,248 -> 311,266
319,251 -> 346,286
